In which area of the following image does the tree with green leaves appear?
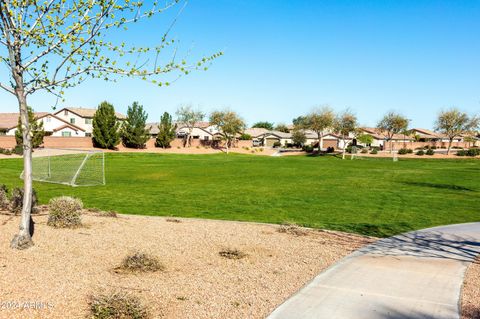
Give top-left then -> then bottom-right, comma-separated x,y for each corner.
435,108 -> 479,155
334,110 -> 358,159
376,112 -> 409,153
156,112 -> 176,148
209,110 -> 245,154
15,107 -> 45,149
0,0 -> 219,249
292,116 -> 308,127
357,134 -> 374,147
252,121 -> 274,130
291,128 -> 307,147
176,105 -> 205,147
120,102 -> 149,149
275,123 -> 290,133
93,102 -> 120,149
303,106 -> 335,152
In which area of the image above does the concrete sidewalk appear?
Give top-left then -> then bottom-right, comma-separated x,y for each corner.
268,223 -> 480,319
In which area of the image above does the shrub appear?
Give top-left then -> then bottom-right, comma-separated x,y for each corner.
326,146 -> 335,153
10,187 -> 37,214
272,141 -> 281,148
303,145 -> 314,153
118,252 -> 164,272
370,149 -> 378,154
398,148 -> 408,155
426,148 -> 435,156
0,185 -> 8,210
219,248 -> 247,260
47,196 -> 83,228
361,148 -> 368,154
416,150 -> 425,156
466,148 -> 480,157
13,145 -> 23,155
259,147 -> 264,152
456,150 -> 466,156
89,291 -> 149,319
277,223 -> 308,236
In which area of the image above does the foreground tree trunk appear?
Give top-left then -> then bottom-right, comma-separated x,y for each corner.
11,90 -> 34,249
447,138 -> 453,155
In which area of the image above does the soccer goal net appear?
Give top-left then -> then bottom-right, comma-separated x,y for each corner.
21,148 -> 105,187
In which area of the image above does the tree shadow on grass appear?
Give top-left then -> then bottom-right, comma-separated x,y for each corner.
400,181 -> 476,192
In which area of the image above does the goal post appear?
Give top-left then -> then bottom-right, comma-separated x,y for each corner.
21,148 -> 105,187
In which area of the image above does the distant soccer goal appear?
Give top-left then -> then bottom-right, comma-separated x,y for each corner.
21,148 -> 105,187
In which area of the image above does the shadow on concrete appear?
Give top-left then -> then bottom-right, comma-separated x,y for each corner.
360,230 -> 480,262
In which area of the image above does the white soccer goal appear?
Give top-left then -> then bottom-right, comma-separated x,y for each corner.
21,148 -> 105,187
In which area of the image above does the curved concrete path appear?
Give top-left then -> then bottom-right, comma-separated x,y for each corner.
268,223 -> 480,319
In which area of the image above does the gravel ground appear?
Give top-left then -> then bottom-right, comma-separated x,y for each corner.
0,213 -> 374,319
462,257 -> 480,319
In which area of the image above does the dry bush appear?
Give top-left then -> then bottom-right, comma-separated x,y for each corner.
47,196 -> 83,228
0,184 -> 8,210
9,187 -> 37,214
117,252 -> 164,273
219,248 -> 247,260
166,217 -> 181,223
89,291 -> 149,319
277,223 -> 309,236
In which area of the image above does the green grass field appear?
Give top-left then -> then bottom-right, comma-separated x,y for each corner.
1,153 -> 479,237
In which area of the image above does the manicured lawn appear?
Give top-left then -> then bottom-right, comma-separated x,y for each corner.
0,153 -> 479,237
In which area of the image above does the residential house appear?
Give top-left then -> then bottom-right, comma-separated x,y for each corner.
146,121 -> 220,142
53,107 -> 126,137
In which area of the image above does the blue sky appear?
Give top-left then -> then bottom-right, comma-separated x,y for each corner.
1,0 -> 479,128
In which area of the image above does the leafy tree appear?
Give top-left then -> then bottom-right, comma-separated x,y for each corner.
252,121 -> 274,130
333,110 -> 358,159
15,107 -> 45,149
120,102 -> 149,149
303,106 -> 335,152
176,105 -> 205,147
275,123 -> 290,133
376,112 -> 409,153
93,102 -> 120,149
291,128 -> 307,147
292,116 -> 308,127
0,0 -> 219,249
209,110 -> 245,154
357,134 -> 374,147
239,133 -> 252,140
435,108 -> 479,155
156,112 -> 176,148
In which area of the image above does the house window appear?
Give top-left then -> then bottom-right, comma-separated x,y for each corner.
85,133 -> 92,137
85,118 -> 92,124
70,118 -> 75,124
204,136 -> 209,141
62,131 -> 71,137
64,110 -> 68,116
46,116 -> 51,123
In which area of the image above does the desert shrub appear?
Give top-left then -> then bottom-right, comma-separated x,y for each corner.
13,145 -> 23,155
457,150 -> 466,156
303,145 -> 314,153
3,149 -> 12,155
326,146 -> 335,153
10,187 -> 37,214
398,148 -> 408,155
426,148 -> 435,156
118,252 -> 164,272
361,148 -> 368,154
272,141 -> 281,148
277,223 -> 308,236
219,248 -> 246,260
245,147 -> 250,150
370,149 -> 378,154
259,147 -> 264,152
90,291 -> 149,319
466,148 -> 480,157
452,146 -> 463,149
47,196 -> 83,228
416,150 -> 425,156
430,145 -> 437,150
0,184 -> 8,210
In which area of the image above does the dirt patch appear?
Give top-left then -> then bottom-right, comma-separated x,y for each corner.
0,214 -> 374,319
462,256 -> 480,319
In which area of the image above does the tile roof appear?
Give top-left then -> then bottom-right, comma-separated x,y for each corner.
55,107 -> 126,119
0,112 -> 49,130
